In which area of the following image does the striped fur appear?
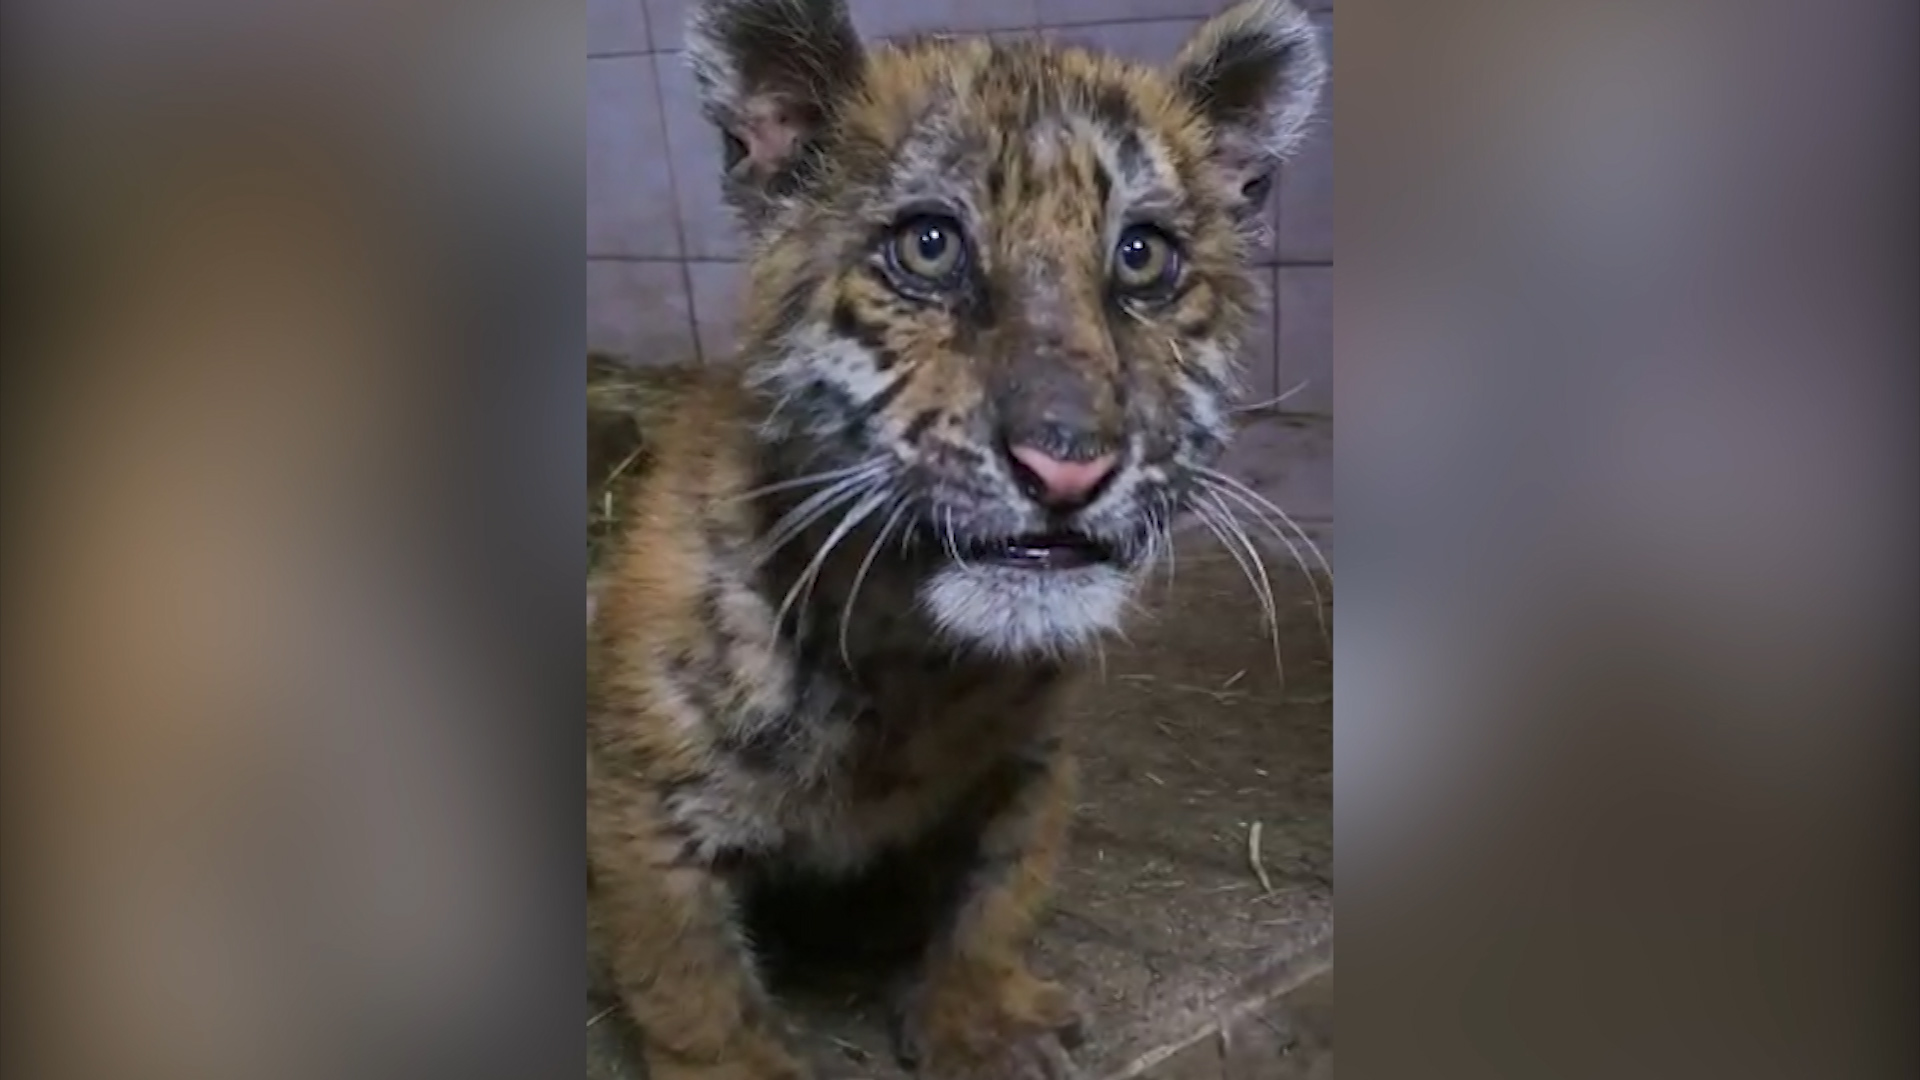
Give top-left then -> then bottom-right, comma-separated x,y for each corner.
589,4 -> 1323,1078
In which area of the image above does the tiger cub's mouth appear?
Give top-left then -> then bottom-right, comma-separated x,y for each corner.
963,531 -> 1116,571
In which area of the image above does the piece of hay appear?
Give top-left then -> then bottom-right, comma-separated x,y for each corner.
586,351 -> 703,570
1248,821 -> 1275,895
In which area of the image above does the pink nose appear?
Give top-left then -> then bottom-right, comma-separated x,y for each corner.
1006,444 -> 1119,507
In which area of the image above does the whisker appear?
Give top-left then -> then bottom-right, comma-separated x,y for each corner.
726,458 -> 886,505
793,492 -> 889,637
1197,469 -> 1331,642
1199,467 -> 1333,584
1200,496 -> 1278,634
1231,379 -> 1312,415
1194,493 -> 1286,686
758,480 -> 875,607
942,506 -> 973,571
1137,526 -> 1161,588
1199,478 -> 1327,638
774,488 -> 891,642
753,469 -> 884,566
840,498 -> 910,669
1157,492 -> 1181,595
759,470 -> 873,544
1118,590 -> 1158,626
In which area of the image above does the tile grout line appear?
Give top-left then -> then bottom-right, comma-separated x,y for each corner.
1270,263 -> 1286,412
1268,264 -> 1284,404
645,50 -> 705,364
641,0 -> 699,362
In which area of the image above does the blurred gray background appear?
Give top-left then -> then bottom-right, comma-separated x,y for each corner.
586,0 -> 1333,422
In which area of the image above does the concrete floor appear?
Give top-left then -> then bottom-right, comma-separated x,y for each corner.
589,416 -> 1333,1080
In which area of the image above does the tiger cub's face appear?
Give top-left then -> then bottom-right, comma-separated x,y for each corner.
688,0 -> 1325,655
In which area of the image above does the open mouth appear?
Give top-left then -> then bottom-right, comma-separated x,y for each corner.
965,531 -> 1117,571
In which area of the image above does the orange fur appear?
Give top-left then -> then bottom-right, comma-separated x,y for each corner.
590,4 -> 1323,1077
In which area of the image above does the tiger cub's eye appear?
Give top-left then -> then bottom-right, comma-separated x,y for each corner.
1112,225 -> 1180,295
888,215 -> 968,283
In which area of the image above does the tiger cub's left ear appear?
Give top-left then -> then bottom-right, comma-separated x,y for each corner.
1172,0 -> 1327,210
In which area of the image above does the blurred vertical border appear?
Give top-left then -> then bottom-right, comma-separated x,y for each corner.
4,4 -> 587,1079
1333,0 -> 1918,1076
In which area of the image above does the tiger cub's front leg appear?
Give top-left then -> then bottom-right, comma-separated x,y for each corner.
894,743 -> 1086,1080
588,757 -> 809,1080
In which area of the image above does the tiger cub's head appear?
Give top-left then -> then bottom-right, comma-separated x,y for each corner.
687,0 -> 1325,654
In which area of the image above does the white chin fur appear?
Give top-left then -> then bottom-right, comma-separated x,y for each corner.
920,562 -> 1133,656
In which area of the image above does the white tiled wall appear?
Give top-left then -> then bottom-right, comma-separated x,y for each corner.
587,56 -> 682,258
587,0 -> 651,54
586,0 -> 1333,417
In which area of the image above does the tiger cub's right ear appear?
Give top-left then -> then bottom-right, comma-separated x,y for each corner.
685,0 -> 868,226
